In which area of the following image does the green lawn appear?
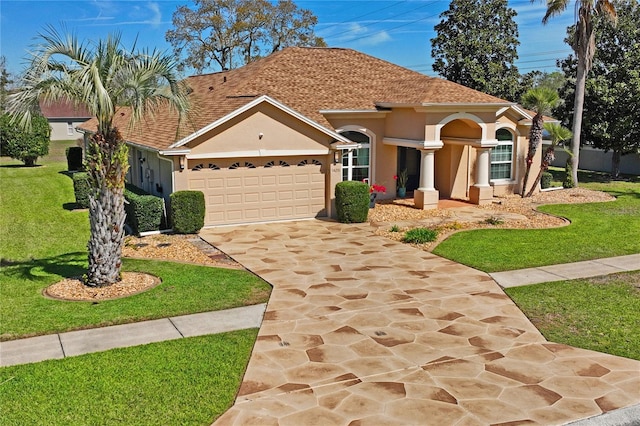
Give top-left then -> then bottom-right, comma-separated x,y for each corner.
1,141 -> 270,340
0,142 -> 269,424
506,271 -> 640,361
0,330 -> 257,425
431,169 -> 640,361
432,177 -> 640,272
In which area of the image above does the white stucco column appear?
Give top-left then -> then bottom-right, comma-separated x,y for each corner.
475,147 -> 491,187
419,149 -> 436,190
414,148 -> 439,210
469,147 -> 494,205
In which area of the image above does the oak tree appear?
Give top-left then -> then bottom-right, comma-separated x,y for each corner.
431,0 -> 523,101
166,0 -> 325,73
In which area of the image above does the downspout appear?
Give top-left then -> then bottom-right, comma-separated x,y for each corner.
157,153 -> 175,230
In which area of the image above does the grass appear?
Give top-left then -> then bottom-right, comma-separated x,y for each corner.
506,271 -> 640,361
0,140 -> 89,260
432,172 -> 640,272
1,142 -> 269,424
0,329 -> 257,425
1,141 -> 271,340
1,258 -> 271,339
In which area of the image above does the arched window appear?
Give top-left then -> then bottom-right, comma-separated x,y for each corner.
491,129 -> 514,180
340,130 -> 370,182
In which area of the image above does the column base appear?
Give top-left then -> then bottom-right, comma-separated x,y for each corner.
469,185 -> 494,205
414,189 -> 439,210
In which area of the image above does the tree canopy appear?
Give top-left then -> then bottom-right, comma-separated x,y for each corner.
0,112 -> 50,166
166,0 -> 326,73
430,0 -> 523,101
556,0 -> 639,177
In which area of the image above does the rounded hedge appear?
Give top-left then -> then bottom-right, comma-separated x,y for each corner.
541,171 -> 553,189
170,190 -> 205,234
335,181 -> 369,223
72,172 -> 91,209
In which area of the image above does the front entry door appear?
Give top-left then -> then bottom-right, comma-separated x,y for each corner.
397,147 -> 421,191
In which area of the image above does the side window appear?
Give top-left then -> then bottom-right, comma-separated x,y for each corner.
491,128 -> 514,180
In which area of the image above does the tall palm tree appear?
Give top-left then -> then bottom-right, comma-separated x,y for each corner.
525,122 -> 572,197
8,27 -> 190,287
540,0 -> 616,186
520,87 -> 560,197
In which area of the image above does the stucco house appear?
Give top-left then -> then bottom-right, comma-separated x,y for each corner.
79,47 -> 541,227
39,99 -> 91,141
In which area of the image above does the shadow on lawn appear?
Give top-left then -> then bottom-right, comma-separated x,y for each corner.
0,252 -> 87,282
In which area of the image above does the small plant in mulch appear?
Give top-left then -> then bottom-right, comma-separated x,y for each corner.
484,216 -> 504,226
441,221 -> 464,231
390,224 -> 400,233
402,227 -> 439,244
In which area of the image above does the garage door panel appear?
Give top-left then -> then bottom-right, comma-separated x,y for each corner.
226,177 -> 242,188
227,194 -> 242,204
187,159 -> 326,226
262,191 -> 277,202
245,192 -> 260,203
207,178 -> 224,189
189,179 -> 205,190
244,176 -> 260,187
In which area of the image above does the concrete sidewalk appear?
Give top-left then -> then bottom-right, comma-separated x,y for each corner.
0,303 -> 266,367
490,254 -> 640,288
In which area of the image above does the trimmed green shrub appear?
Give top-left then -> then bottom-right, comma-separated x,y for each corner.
170,190 -> 205,234
402,227 -> 438,244
335,181 -> 369,223
124,187 -> 164,235
72,172 -> 91,209
541,172 -> 553,189
66,146 -> 83,171
563,158 -> 575,188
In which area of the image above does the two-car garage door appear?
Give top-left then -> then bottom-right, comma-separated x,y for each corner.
186,157 -> 326,226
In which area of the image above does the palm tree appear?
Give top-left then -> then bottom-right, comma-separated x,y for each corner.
520,87 -> 560,197
525,122 -> 572,197
540,0 -> 616,187
8,27 -> 190,287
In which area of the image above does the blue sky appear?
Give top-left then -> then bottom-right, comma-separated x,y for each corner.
0,0 -> 575,78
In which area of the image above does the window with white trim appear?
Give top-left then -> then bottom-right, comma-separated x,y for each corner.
340,131 -> 370,182
491,129 -> 514,180
67,122 -> 74,135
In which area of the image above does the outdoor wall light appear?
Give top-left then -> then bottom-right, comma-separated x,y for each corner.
179,156 -> 185,171
333,150 -> 341,164
259,132 -> 264,140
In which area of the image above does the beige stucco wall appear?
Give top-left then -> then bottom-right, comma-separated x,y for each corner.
187,103 -> 333,156
49,120 -> 88,141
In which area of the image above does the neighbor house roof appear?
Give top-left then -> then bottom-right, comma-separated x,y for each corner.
79,47 -> 513,152
39,99 -> 91,119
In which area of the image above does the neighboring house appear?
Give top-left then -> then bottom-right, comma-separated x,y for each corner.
40,99 -> 92,141
79,47 -> 541,227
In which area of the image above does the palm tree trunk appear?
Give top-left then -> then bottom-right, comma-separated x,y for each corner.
611,150 -> 621,179
85,130 -> 129,287
570,61 -> 588,187
87,185 -> 126,286
526,145 -> 555,197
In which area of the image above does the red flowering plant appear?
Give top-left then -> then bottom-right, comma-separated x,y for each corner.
393,169 -> 408,189
363,179 -> 386,194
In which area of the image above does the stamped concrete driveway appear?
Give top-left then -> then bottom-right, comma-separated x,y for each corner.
201,220 -> 640,425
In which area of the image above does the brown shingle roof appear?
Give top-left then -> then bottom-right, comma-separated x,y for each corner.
80,47 -> 512,151
39,99 -> 91,119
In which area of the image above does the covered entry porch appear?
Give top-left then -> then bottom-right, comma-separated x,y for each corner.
384,114 -> 499,209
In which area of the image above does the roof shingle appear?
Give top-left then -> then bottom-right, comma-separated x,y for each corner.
81,47 -> 512,151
